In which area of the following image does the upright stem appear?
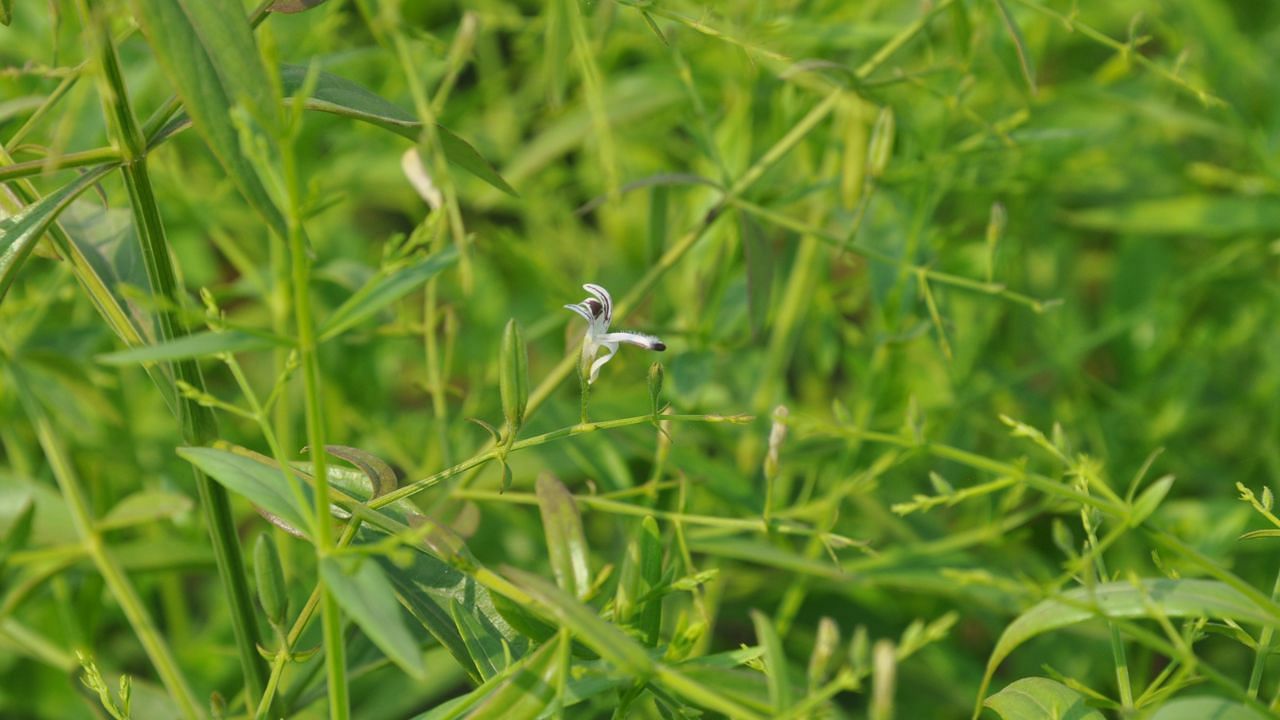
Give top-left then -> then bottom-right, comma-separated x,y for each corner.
277,80 -> 347,720
77,1 -> 268,707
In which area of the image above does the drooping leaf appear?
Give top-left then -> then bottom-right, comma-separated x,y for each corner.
320,555 -> 426,680
979,579 -> 1280,705
535,474 -> 591,599
129,0 -> 286,236
319,248 -> 458,340
1,165 -> 114,302
984,677 -> 1104,720
311,445 -> 397,499
97,330 -> 284,365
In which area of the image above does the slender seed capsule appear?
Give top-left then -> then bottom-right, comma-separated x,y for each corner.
253,533 -> 288,628
499,318 -> 529,437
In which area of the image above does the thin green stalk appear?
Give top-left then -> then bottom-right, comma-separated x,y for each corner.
11,369 -> 201,720
1247,566 -> 1280,697
77,2 -> 267,706
274,65 -> 346,720
0,146 -> 121,182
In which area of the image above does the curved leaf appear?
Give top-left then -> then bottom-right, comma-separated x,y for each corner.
177,446 -> 312,539
535,474 -> 590,599
984,677 -> 1103,720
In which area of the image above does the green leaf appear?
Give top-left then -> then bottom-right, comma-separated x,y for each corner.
1064,196 -> 1280,237
1,165 -> 113,303
97,490 -> 194,531
1148,696 -> 1272,720
979,579 -> 1280,705
177,447 -> 312,538
535,474 -> 591,600
0,0 -> 11,26
1130,475 -> 1175,526
97,330 -> 284,365
320,555 -> 426,680
750,609 -> 793,712
503,566 -> 654,677
992,0 -> 1037,95
0,495 -> 36,580
129,0 -> 286,237
615,515 -> 664,645
739,212 -> 773,337
278,66 -> 517,197
448,598 -> 503,680
377,534 -> 526,683
319,248 -> 458,340
463,635 -> 565,720
984,677 -> 1103,720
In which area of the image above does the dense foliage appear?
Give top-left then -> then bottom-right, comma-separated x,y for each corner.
2,1 -> 1278,718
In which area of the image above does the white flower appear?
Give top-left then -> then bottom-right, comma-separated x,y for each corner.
564,283 -> 665,384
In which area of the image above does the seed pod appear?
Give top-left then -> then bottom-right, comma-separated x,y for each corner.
867,107 -> 895,180
647,361 -> 664,416
253,533 -> 288,628
499,319 -> 529,436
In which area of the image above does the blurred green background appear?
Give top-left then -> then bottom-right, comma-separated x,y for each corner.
2,0 -> 1279,717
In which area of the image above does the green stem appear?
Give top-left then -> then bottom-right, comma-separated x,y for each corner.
11,370 -> 202,720
77,2 -> 268,707
1247,566 -> 1280,697
0,146 -> 122,182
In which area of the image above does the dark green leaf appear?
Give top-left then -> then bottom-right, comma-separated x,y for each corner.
311,445 -> 397,499
320,555 -> 426,680
97,330 -> 284,365
984,677 -> 1103,720
319,248 -> 458,340
1,165 -> 113,302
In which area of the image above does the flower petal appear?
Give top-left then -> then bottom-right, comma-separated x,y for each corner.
599,331 -> 665,351
582,283 -> 612,326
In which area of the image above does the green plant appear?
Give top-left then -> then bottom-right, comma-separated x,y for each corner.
2,1 -> 1279,718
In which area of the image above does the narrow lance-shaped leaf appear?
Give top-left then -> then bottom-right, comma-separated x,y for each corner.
129,0 -> 286,237
1,165 -> 114,303
535,474 -> 591,600
320,556 -> 426,680
97,329 -> 285,365
319,247 -> 457,340
463,634 -> 567,720
503,566 -> 653,677
750,609 -> 794,712
177,447 -> 313,539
